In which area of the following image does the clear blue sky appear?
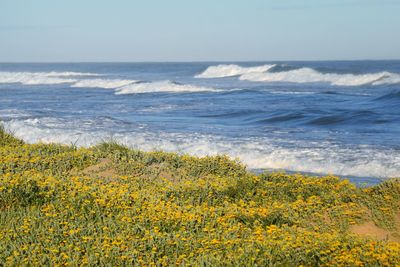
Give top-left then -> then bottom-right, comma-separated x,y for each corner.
1,0 -> 399,62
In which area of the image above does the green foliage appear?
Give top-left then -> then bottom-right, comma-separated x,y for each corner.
96,141 -> 247,180
361,179 -> 400,229
0,124 -> 24,147
0,143 -> 98,175
0,133 -> 399,266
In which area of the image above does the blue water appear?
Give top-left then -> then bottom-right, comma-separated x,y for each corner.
1,61 -> 399,183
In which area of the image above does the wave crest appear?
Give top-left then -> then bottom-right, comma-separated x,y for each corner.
72,79 -> 136,89
0,71 -> 98,85
195,64 -> 276,78
115,80 -> 220,94
239,67 -> 400,86
44,72 -> 99,77
3,119 -> 399,178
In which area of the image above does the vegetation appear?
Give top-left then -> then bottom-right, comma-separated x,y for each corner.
1,126 -> 399,266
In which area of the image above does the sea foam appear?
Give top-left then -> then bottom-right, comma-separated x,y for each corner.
195,64 -> 400,87
44,72 -> 99,77
239,67 -> 400,86
3,119 -> 400,179
0,71 -> 98,85
115,80 -> 220,94
195,64 -> 276,78
71,79 -> 136,89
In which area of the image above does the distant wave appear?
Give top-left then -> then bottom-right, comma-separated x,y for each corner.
0,71 -> 98,85
115,80 -> 220,94
307,110 -> 379,126
248,109 -> 386,126
373,90 -> 400,103
239,67 -> 400,86
372,74 -> 400,86
72,79 -> 137,89
44,72 -> 99,77
2,67 -> 399,90
194,64 -> 400,86
0,71 -> 221,93
195,64 -> 276,78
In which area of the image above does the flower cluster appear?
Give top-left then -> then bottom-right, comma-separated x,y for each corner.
1,127 -> 400,266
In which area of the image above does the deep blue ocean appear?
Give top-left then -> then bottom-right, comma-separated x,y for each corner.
1,61 -> 399,183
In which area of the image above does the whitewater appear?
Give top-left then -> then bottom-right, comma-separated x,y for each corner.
1,61 -> 399,183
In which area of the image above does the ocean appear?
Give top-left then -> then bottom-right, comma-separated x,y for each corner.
1,61 -> 399,183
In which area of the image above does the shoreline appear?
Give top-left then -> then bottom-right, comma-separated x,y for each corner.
250,168 -> 386,187
1,122 -> 394,186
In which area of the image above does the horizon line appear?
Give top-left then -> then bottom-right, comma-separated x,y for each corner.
1,59 -> 400,64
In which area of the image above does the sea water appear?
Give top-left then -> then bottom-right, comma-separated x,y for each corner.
1,61 -> 399,183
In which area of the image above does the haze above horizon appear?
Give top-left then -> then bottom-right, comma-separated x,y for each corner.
1,0 -> 399,62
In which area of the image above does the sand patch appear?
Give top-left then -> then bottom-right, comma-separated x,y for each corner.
350,222 -> 391,240
350,216 -> 400,242
79,158 -> 117,180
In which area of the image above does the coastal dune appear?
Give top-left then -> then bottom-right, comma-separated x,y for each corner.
1,126 -> 400,265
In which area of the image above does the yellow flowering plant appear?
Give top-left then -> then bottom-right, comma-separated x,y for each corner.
1,126 -> 399,266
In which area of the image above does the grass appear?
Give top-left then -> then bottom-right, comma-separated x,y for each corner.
0,126 -> 400,266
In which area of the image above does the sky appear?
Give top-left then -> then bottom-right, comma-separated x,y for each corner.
1,0 -> 399,62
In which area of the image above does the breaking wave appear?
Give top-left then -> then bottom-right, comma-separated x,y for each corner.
2,118 -> 399,178
0,71 -> 98,85
239,67 -> 400,86
115,80 -> 220,94
195,64 -> 276,78
44,72 -> 99,77
71,79 -> 137,89
0,71 -> 221,93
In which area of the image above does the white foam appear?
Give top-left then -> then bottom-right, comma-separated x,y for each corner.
195,64 -> 276,78
372,74 -> 400,86
269,91 -> 317,95
44,72 -> 99,77
0,71 -> 100,86
71,79 -> 136,89
0,72 -> 75,85
138,104 -> 179,113
0,109 -> 31,119
3,119 -> 399,178
239,68 -> 400,86
115,80 -> 220,94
